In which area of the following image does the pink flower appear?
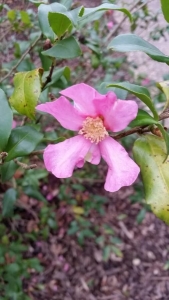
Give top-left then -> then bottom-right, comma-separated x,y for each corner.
107,21 -> 114,30
36,83 -> 140,192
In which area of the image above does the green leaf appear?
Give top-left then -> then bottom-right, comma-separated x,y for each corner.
0,89 -> 13,151
59,0 -> 72,9
110,236 -> 122,245
67,223 -> 79,235
22,168 -> 47,187
14,42 -> 21,58
7,10 -> 16,21
161,0 -> 169,23
80,3 -> 132,25
43,66 -> 70,88
5,126 -> 43,161
65,6 -> 84,25
111,246 -> 123,257
164,260 -> 169,270
136,208 -> 147,224
129,109 -> 158,128
42,36 -> 81,59
108,34 -> 169,64
133,134 -> 169,225
156,123 -> 169,158
156,80 -> 169,109
39,87 -> 49,103
48,12 -> 72,38
103,224 -> 114,235
9,69 -> 43,120
0,161 -> 18,183
99,82 -> 128,99
47,218 -> 57,229
103,245 -> 111,262
27,258 -> 43,272
20,11 -> 31,25
39,53 -> 51,71
29,0 -> 48,7
2,188 -> 17,217
38,3 -> 67,40
23,186 -> 46,202
96,235 -> 105,247
5,263 -> 20,273
108,81 -> 158,120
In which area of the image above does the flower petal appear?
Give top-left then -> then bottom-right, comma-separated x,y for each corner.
76,159 -> 85,168
100,137 -> 140,192
75,143 -> 101,168
36,96 -> 85,131
44,136 -> 91,178
108,99 -> 138,132
60,83 -> 102,116
94,93 -> 138,132
85,144 -> 101,165
93,91 -> 117,120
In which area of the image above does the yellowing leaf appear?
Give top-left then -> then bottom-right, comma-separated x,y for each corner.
7,10 -> 16,21
72,206 -> 84,215
157,80 -> 169,109
133,134 -> 169,225
161,0 -> 169,23
20,11 -> 31,25
9,68 -> 43,120
0,89 -> 13,151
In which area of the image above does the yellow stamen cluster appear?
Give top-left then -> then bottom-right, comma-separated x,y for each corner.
79,116 -> 108,144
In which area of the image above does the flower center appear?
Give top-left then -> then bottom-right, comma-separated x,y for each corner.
79,116 -> 108,144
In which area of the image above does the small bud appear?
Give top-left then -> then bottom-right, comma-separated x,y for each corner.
106,10 -> 114,16
43,39 -> 52,51
151,127 -> 163,137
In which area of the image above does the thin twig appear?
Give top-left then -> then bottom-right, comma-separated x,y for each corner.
159,109 -> 169,121
114,110 -> 169,140
28,111 -> 169,158
0,26 -> 12,42
30,111 -> 169,151
42,60 -> 56,90
14,159 -> 37,170
113,125 -> 150,140
105,0 -> 147,43
20,116 -> 28,127
83,68 -> 96,83
0,34 -> 42,83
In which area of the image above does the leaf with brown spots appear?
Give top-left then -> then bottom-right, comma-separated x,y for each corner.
133,134 -> 169,225
9,68 -> 43,120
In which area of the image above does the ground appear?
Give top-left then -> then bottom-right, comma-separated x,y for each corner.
21,182 -> 169,300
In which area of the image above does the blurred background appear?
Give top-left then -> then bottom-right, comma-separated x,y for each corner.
0,1 -> 169,299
